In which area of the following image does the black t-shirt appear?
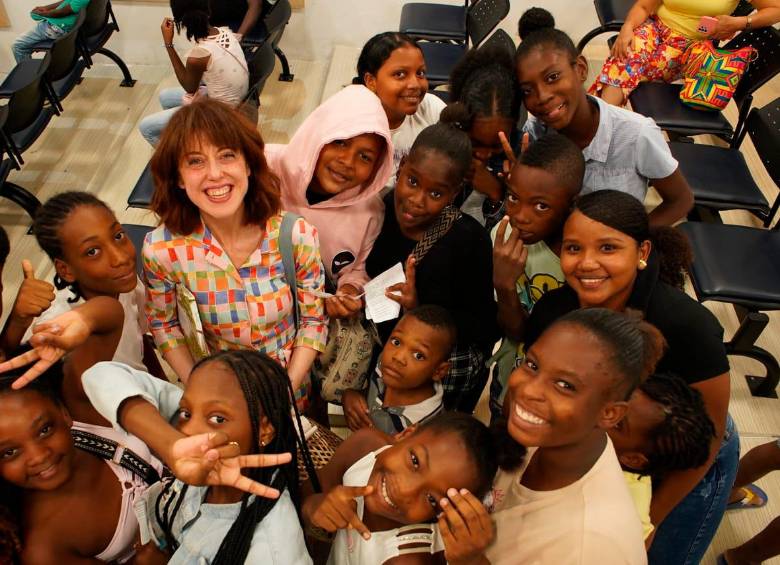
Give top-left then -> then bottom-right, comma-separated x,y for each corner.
366,192 -> 499,352
524,254 -> 729,385
209,0 -> 249,28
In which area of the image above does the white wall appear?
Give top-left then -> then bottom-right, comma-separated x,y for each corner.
0,0 -> 600,69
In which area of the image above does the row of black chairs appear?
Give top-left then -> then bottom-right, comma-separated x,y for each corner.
573,0 -> 780,398
0,0 -> 137,220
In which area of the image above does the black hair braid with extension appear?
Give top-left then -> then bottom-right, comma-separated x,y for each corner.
637,373 -> 716,480
441,46 -> 520,129
408,122 -> 473,184
353,32 -> 421,85
574,190 -> 692,289
171,0 -> 211,42
32,191 -> 112,303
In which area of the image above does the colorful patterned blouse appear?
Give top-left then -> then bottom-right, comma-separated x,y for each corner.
142,213 -> 327,363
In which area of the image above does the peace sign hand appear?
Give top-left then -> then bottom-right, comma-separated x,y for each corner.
169,432 -> 293,499
309,484 -> 375,540
385,255 -> 418,311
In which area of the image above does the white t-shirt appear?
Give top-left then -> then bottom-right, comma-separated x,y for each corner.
23,279 -> 148,372
189,27 -> 249,106
486,439 -> 647,565
387,93 -> 447,191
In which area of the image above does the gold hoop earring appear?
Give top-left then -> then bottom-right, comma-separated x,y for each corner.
638,259 -> 648,270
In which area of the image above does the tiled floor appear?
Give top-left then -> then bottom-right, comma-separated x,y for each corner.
0,45 -> 778,564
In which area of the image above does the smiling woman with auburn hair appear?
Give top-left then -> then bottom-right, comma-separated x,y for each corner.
143,99 -> 327,407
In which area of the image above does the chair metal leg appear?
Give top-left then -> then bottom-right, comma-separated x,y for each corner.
576,25 -> 610,53
726,307 -> 779,398
0,181 -> 42,221
95,47 -> 136,87
273,46 -> 294,82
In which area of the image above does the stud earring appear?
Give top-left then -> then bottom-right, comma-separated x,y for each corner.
638,259 -> 648,270
260,440 -> 266,447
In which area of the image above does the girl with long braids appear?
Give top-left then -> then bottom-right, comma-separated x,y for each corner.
81,351 -> 312,564
138,0 -> 249,146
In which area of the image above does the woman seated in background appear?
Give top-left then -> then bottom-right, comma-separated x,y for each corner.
590,0 -> 780,106
139,0 -> 249,146
143,100 -> 327,408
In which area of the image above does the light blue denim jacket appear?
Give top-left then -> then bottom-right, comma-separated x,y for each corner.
82,361 -> 312,564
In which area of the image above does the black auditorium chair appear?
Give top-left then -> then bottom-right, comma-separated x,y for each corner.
420,0 -> 510,87
479,28 -> 516,59
0,55 -> 58,218
576,0 -> 633,53
628,26 -> 780,141
34,9 -> 88,114
241,0 -> 294,82
123,224 -> 154,277
672,98 -> 780,227
679,219 -> 780,399
127,161 -> 154,210
79,0 -> 136,87
242,40 -> 277,109
400,0 -> 468,44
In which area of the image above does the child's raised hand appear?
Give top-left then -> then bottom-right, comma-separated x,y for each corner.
0,306 -> 98,389
169,432 -> 293,499
438,488 -> 495,565
385,255 -> 418,311
470,158 -> 505,202
160,17 -> 175,43
493,216 -> 528,293
10,260 -> 55,324
341,389 -> 373,430
309,485 -> 374,540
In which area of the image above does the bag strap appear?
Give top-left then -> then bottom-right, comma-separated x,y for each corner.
279,212 -> 323,493
71,428 -> 161,485
280,212 -> 301,329
411,205 -> 461,264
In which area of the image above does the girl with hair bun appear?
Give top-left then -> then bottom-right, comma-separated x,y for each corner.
440,45 -> 521,228
522,189 -> 737,565
354,32 -> 446,185
138,0 -> 249,146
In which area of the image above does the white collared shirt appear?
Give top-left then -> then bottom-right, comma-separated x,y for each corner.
524,95 -> 678,202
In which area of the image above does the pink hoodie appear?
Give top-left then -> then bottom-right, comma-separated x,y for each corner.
265,85 -> 394,290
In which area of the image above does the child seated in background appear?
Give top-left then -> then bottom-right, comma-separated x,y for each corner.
303,412 -> 498,565
0,192 -> 160,377
12,0 -> 89,63
341,305 -> 456,434
490,133 -> 585,419
609,372 -> 716,541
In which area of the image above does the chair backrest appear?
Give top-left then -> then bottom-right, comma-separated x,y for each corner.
467,0 -> 510,47
725,26 -> 780,107
4,54 -> 52,135
243,41 -> 276,103
746,98 -> 780,193
82,0 -> 111,40
264,0 -> 292,47
594,0 -> 634,26
479,28 -> 516,59
47,9 -> 86,82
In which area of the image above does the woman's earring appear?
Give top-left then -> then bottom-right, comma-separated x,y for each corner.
260,440 -> 266,447
638,259 -> 648,270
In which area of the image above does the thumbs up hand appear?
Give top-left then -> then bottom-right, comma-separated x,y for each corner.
11,260 -> 56,323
